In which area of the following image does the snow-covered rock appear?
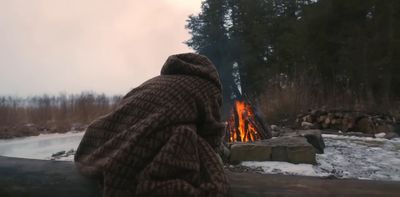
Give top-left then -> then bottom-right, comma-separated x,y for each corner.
375,132 -> 386,138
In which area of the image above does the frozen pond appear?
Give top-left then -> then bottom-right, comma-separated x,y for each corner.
0,132 -> 400,181
0,132 -> 84,161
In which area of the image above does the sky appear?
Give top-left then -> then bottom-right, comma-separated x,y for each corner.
0,0 -> 202,96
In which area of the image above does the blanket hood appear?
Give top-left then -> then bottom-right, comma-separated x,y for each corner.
160,53 -> 222,90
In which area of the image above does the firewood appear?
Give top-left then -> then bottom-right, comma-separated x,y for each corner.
324,117 -> 331,125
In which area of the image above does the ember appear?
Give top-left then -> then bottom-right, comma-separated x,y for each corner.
226,99 -> 269,142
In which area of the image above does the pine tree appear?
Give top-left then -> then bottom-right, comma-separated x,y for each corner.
186,0 -> 234,118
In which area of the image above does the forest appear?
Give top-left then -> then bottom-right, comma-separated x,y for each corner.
186,0 -> 400,122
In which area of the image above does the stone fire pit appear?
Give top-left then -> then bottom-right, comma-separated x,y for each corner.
228,130 -> 325,165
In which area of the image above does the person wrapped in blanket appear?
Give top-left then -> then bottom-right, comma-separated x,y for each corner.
75,53 -> 229,197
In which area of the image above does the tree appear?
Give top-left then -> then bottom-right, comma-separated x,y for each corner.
186,0 -> 400,114
186,0 -> 234,118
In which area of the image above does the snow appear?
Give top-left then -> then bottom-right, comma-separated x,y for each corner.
0,132 -> 84,160
316,134 -> 400,181
242,161 -> 329,177
375,132 -> 386,138
242,134 -> 400,181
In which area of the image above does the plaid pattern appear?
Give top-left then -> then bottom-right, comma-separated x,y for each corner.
74,53 -> 228,197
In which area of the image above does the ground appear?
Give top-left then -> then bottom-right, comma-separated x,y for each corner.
0,132 -> 399,181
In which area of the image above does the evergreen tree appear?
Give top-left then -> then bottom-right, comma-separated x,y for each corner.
186,0 -> 400,114
186,0 -> 234,118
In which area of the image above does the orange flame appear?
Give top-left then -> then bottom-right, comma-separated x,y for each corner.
227,100 -> 261,142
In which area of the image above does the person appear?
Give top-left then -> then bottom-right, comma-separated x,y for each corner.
74,53 -> 229,197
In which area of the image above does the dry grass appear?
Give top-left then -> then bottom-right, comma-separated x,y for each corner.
0,93 -> 121,128
256,74 -> 400,125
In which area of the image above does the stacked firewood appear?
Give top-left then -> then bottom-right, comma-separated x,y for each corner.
295,110 -> 398,134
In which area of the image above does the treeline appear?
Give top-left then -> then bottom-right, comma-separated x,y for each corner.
186,0 -> 400,121
0,93 -> 122,128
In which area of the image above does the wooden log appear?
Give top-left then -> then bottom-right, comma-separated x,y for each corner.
243,94 -> 272,139
0,156 -> 399,197
0,156 -> 100,197
233,100 -> 241,142
227,171 -> 400,197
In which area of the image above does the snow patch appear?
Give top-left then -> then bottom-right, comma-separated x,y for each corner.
242,161 -> 329,177
375,132 -> 386,138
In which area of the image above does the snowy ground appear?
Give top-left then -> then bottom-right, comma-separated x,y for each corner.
316,134 -> 400,180
0,132 -> 84,161
0,132 -> 399,181
242,134 -> 400,181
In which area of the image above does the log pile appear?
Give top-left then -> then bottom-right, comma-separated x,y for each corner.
295,110 -> 399,135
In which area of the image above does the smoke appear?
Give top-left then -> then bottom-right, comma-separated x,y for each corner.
0,0 -> 201,96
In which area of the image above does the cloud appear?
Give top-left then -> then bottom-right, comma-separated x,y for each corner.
0,0 -> 201,96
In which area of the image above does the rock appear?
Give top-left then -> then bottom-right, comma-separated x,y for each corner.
229,136 -> 316,164
230,143 -> 272,164
301,121 -> 314,129
65,149 -> 76,157
269,125 -> 281,137
286,145 -> 315,164
282,129 -> 325,154
394,124 -> 400,135
375,132 -> 386,138
224,165 -> 264,174
271,131 -> 280,137
354,117 -> 376,134
270,125 -> 279,131
376,125 -> 393,133
297,130 -> 325,154
267,137 -> 316,164
303,115 -> 312,123
384,132 -> 399,139
51,151 -> 66,158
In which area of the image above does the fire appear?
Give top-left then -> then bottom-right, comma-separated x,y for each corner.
227,100 -> 262,142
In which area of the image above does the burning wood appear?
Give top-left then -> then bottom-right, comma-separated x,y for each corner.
226,99 -> 269,142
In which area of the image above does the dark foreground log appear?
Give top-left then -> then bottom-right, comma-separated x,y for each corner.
227,171 -> 400,197
0,156 -> 399,197
0,156 -> 100,197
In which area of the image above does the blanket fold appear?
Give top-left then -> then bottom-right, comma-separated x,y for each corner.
74,53 -> 228,197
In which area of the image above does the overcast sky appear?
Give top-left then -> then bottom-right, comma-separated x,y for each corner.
0,0 -> 201,96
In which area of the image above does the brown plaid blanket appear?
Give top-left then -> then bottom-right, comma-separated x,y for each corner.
74,53 -> 229,197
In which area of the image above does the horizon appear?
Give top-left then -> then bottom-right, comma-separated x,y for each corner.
0,0 -> 202,97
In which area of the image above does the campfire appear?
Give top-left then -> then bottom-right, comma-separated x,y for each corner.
226,99 -> 270,143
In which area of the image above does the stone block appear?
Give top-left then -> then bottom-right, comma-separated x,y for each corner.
229,136 -> 316,164
230,143 -> 272,163
283,129 -> 325,154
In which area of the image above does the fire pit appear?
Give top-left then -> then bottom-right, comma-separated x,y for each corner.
223,97 -> 323,165
226,99 -> 270,143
